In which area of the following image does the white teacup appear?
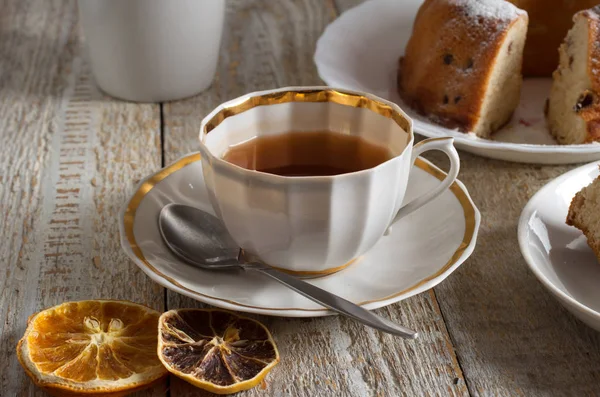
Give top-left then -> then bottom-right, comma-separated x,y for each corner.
198,87 -> 460,276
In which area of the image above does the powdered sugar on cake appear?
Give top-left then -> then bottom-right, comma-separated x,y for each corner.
458,0 -> 525,21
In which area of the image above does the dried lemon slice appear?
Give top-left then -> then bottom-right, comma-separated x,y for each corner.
17,300 -> 167,396
158,309 -> 279,394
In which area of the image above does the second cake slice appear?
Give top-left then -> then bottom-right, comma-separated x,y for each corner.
546,6 -> 600,145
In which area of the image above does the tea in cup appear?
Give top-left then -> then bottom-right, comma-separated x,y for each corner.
198,87 -> 460,276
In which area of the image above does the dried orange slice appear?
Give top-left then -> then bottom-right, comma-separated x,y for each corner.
158,309 -> 279,395
16,300 -> 167,396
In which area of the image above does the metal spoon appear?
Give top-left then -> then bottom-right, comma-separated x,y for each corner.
158,203 -> 418,339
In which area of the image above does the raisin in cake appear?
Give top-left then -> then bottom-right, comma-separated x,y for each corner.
508,0 -> 599,77
398,0 -> 528,138
546,6 -> 600,145
567,171 -> 600,261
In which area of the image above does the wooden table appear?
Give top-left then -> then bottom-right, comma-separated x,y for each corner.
2,0 -> 600,395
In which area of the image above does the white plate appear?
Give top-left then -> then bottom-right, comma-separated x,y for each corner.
519,161 -> 600,332
119,153 -> 480,317
314,0 -> 600,164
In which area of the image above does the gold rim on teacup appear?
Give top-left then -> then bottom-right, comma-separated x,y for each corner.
203,87 -> 411,135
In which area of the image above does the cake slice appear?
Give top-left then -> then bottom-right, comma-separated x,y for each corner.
567,172 -> 600,260
546,6 -> 600,145
397,0 -> 528,138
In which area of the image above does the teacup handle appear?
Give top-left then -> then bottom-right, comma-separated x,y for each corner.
386,137 -> 460,234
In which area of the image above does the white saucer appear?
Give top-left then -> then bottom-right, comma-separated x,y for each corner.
519,161 -> 600,332
119,153 -> 480,317
314,0 -> 600,164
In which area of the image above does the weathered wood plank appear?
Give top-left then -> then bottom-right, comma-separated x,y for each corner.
162,0 -> 467,396
330,1 -> 600,395
431,154 -> 600,397
0,0 -> 165,395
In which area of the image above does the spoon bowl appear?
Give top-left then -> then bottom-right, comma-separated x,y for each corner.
159,203 -> 241,269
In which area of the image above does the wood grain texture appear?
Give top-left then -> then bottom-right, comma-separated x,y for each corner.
0,0 -> 165,395
162,0 -> 467,396
430,154 -> 600,397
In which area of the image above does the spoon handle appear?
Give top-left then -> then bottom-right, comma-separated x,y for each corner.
246,263 -> 418,339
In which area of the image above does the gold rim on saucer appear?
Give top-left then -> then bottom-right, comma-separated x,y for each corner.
122,153 -> 476,312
